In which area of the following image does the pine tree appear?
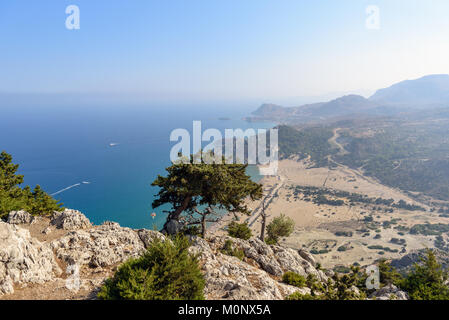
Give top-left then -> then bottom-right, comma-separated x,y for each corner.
152,154 -> 262,237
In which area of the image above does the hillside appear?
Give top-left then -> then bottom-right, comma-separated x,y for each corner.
248,74 -> 449,123
0,209 -> 326,300
370,74 -> 449,105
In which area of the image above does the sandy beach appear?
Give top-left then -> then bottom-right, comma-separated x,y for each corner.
210,158 -> 448,269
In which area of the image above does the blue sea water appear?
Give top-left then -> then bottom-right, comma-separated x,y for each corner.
0,102 -> 273,230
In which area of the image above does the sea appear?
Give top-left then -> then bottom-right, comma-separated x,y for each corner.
0,101 -> 273,230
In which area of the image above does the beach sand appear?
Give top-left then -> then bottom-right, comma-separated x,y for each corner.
210,158 -> 448,269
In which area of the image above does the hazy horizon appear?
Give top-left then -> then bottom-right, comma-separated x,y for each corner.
1,1 -> 449,104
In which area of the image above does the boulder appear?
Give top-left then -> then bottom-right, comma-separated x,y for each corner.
369,284 -> 409,300
51,221 -> 145,267
51,209 -> 92,230
298,248 -> 316,267
163,219 -> 183,235
190,237 -> 311,300
0,222 -> 61,295
7,210 -> 35,225
137,229 -> 167,248
206,236 -> 327,282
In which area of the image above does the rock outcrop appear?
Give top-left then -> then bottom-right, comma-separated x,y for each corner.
7,210 -> 35,225
189,236 -> 314,299
370,284 -> 409,300
50,209 -> 92,230
0,209 -> 326,300
51,221 -> 145,268
0,222 -> 61,295
203,236 -> 327,282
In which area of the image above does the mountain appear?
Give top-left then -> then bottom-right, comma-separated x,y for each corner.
249,74 -> 449,123
250,95 -> 381,122
370,74 -> 449,105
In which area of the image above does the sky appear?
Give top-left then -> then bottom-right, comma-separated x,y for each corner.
1,0 -> 449,105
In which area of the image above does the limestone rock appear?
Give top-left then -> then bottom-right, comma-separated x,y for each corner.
51,209 -> 92,230
7,210 -> 35,225
206,236 -> 327,282
298,248 -> 316,267
369,284 -> 409,300
0,222 -> 61,295
163,219 -> 182,235
0,209 -> 330,300
137,229 -> 167,248
190,237 -> 311,300
42,226 -> 52,235
50,221 -> 145,268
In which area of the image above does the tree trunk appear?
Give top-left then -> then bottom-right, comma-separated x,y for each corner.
161,196 -> 192,235
201,213 -> 207,238
260,200 -> 266,241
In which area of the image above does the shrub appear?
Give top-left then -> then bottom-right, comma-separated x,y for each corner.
266,214 -> 295,244
180,225 -> 201,236
97,236 -> 205,300
220,239 -> 245,260
227,221 -> 252,240
378,260 -> 403,287
334,231 -> 353,237
0,151 -> 62,219
282,272 -> 306,288
400,250 -> 449,300
265,237 -> 277,245
286,292 -> 320,300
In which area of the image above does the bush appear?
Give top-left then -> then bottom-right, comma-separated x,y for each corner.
334,231 -> 353,237
400,250 -> 449,300
227,221 -> 252,240
0,151 -> 62,218
378,260 -> 403,287
220,239 -> 245,260
286,292 -> 320,300
180,225 -> 201,236
266,214 -> 295,244
97,236 -> 205,300
282,272 -> 306,288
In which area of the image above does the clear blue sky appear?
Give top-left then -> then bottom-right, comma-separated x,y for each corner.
1,0 -> 449,103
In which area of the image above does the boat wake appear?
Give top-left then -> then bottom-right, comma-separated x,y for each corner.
51,181 -> 91,196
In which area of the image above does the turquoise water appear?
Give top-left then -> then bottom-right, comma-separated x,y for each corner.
0,103 -> 272,229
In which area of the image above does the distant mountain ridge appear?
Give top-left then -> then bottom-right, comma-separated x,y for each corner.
370,74 -> 449,105
250,75 -> 449,122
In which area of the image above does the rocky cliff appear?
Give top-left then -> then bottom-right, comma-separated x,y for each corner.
0,209 -> 402,300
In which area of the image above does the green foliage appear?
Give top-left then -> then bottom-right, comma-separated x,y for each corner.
287,266 -> 367,300
151,154 -> 262,236
98,236 -> 205,300
264,237 -> 277,245
0,151 -> 62,219
227,221 -> 252,240
286,292 -> 319,300
409,223 -> 449,236
400,250 -> 449,300
278,125 -> 336,167
180,225 -> 201,237
220,239 -> 245,260
334,231 -> 353,237
266,214 -> 294,244
282,272 -> 306,288
378,260 -> 403,287
367,245 -> 398,253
